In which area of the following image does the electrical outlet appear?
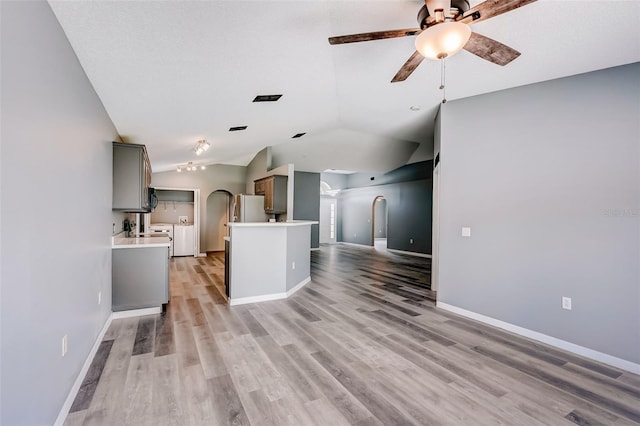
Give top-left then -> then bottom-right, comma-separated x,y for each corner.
562,297 -> 572,310
62,335 -> 68,357
462,227 -> 471,237
98,291 -> 102,305
292,261 -> 296,270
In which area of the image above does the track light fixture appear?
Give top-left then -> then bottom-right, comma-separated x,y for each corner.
194,139 -> 210,156
176,161 -> 206,172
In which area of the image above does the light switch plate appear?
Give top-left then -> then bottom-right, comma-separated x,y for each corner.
461,227 -> 471,237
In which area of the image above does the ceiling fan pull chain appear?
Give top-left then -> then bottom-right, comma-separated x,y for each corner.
440,58 -> 447,104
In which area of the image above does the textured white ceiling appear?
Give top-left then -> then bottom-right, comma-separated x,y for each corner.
49,0 -> 640,173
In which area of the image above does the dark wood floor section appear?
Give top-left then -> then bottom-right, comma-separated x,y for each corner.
65,244 -> 640,426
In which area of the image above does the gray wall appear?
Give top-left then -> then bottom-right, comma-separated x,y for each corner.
1,1 -> 119,424
205,191 -> 232,252
245,147 -> 271,194
152,164 -> 246,252
286,225 -> 312,290
437,63 -> 640,364
293,171 -> 320,248
229,226 -> 286,299
320,172 -> 348,191
339,179 -> 433,254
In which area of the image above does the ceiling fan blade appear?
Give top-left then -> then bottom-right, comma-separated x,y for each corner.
463,32 -> 520,66
328,28 -> 420,45
391,51 -> 425,83
460,0 -> 537,24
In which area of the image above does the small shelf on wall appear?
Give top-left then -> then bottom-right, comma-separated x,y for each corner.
156,189 -> 195,203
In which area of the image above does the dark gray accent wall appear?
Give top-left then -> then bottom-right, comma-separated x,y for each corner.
293,171 -> 320,248
339,179 -> 432,254
1,1 -> 120,424
346,161 -> 432,188
438,63 -> 640,364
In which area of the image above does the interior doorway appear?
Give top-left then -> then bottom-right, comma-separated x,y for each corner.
371,195 -> 387,249
205,190 -> 233,252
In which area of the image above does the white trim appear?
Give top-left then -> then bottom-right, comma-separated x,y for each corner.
54,313 -> 114,426
111,306 -> 162,319
386,248 -> 432,258
286,276 -> 311,297
229,277 -> 311,306
437,302 -> 640,374
197,252 -> 207,257
228,220 -> 317,228
230,292 -> 287,306
310,247 -> 320,251
338,242 -> 372,248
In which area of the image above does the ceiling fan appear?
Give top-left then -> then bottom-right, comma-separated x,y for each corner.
328,0 -> 537,82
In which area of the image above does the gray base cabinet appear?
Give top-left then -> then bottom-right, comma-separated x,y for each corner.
112,247 -> 169,311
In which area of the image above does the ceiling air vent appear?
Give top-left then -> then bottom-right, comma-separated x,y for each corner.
292,133 -> 306,139
253,94 -> 282,102
229,126 -> 247,132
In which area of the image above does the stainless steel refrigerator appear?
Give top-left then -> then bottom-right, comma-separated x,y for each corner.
233,194 -> 268,222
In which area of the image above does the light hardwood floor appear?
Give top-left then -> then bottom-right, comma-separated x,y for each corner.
65,244 -> 640,425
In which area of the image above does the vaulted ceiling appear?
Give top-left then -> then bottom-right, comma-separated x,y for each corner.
49,0 -> 640,173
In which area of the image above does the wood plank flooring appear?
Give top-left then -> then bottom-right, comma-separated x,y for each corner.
65,244 -> 640,426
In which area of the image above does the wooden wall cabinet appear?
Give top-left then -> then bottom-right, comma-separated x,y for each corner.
113,142 -> 152,212
254,175 -> 288,214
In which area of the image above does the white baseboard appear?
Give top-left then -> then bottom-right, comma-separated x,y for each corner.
337,242 -> 432,259
112,306 -> 161,319
54,312 -> 114,426
230,277 -> 311,306
386,248 -> 432,258
338,242 -> 373,248
286,276 -> 311,297
437,302 -> 640,375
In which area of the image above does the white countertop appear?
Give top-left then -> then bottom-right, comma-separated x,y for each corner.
112,236 -> 171,249
227,220 -> 318,228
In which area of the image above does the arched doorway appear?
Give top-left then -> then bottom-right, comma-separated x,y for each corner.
371,195 -> 387,249
205,190 -> 233,252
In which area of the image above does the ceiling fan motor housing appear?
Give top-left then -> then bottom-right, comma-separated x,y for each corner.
418,0 -> 470,29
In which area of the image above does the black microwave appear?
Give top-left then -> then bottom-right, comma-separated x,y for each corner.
148,187 -> 159,212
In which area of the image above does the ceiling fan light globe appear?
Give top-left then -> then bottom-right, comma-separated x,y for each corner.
415,22 -> 471,60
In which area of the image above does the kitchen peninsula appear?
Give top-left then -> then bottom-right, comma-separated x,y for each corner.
112,235 -> 170,312
226,221 -> 317,305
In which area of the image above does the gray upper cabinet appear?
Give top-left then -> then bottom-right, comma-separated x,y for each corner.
255,175 -> 288,214
113,142 -> 152,212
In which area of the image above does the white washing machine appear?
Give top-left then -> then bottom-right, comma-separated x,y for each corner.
149,223 -> 174,257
